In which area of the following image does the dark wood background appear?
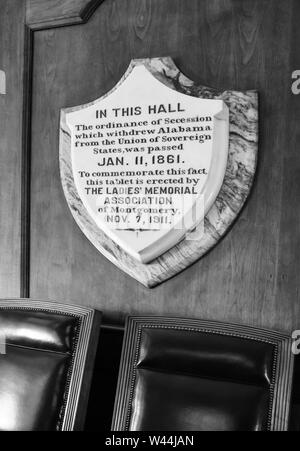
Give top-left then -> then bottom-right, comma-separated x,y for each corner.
0,0 -> 299,331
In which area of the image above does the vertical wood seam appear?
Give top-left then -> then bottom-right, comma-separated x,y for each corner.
21,25 -> 33,298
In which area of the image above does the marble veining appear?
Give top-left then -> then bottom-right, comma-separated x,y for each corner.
60,57 -> 258,287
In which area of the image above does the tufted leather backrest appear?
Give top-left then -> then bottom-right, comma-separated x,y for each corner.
112,317 -> 294,432
0,299 -> 101,431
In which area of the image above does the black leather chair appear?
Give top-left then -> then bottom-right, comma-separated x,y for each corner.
0,299 -> 101,431
112,317 -> 294,432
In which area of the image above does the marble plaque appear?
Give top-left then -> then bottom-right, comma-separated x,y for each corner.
60,57 -> 258,287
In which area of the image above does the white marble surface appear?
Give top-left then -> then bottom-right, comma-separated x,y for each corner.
60,57 -> 258,287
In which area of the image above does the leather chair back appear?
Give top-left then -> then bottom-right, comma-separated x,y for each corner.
0,299 -> 101,431
112,317 -> 294,431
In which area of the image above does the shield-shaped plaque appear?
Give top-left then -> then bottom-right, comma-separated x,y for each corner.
60,57 -> 258,287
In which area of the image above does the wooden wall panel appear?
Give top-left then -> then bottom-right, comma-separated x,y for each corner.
0,0 -> 25,297
28,0 -> 300,331
274,0 -> 300,332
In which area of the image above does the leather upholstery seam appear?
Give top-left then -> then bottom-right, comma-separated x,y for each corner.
3,342 -> 71,356
0,306 -> 77,318
136,364 -> 272,390
0,306 -> 77,355
0,306 -> 79,318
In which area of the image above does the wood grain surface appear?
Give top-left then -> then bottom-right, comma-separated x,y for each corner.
21,0 -> 300,330
0,0 -> 25,296
27,0 -> 104,29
